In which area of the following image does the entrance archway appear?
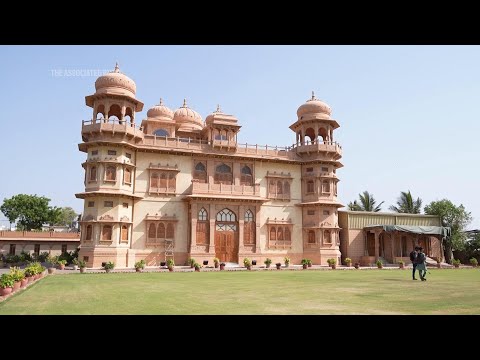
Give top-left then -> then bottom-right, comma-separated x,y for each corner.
215,208 -> 238,263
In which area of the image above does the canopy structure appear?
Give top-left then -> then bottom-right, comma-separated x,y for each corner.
364,225 -> 450,238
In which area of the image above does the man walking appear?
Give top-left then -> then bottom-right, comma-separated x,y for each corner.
409,246 -> 419,280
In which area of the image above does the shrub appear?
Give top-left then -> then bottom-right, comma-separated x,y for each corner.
0,274 -> 15,289
9,267 -> 25,282
452,259 -> 461,266
469,258 -> 478,266
78,259 -> 87,268
187,258 -> 196,267
376,259 -> 383,267
264,258 -> 272,265
301,258 -> 309,265
284,257 -> 290,265
344,257 -> 352,264
327,258 -> 337,266
398,260 -> 405,265
135,260 -> 146,269
243,258 -> 252,267
213,257 -> 220,265
167,259 -> 175,268
104,261 -> 115,270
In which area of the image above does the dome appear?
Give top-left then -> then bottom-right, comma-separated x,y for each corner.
173,99 -> 203,131
94,63 -> 136,98
296,92 -> 332,120
146,99 -> 174,121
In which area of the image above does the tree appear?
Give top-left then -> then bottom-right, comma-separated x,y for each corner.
348,191 -> 384,212
424,199 -> 472,263
0,194 -> 60,231
389,190 -> 422,214
54,207 -> 78,227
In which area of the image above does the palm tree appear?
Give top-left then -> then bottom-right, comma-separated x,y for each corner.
348,191 -> 384,212
389,190 -> 422,214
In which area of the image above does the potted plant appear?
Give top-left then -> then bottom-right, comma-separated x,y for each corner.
57,259 -> 67,270
264,258 -> 272,268
79,259 -> 87,273
167,258 -> 175,272
188,258 -> 196,268
344,258 -> 352,267
72,258 -> 79,271
135,259 -> 146,272
452,259 -> 461,268
301,258 -> 309,269
47,254 -> 58,274
243,258 -> 252,270
469,258 -> 478,268
354,262 -> 360,269
327,258 -> 337,269
104,261 -> 115,273
376,259 -> 383,269
276,262 -> 282,270
213,258 -> 220,268
220,262 -> 226,271
0,273 -> 14,296
10,266 -> 24,292
307,259 -> 312,268
160,261 -> 166,267
194,262 -> 201,272
284,256 -> 290,268
398,260 -> 405,269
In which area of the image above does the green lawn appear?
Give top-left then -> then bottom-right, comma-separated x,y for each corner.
0,269 -> 479,314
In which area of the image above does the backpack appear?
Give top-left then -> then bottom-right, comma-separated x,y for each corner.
409,251 -> 417,262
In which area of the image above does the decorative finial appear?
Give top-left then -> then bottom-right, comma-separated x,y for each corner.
216,104 -> 221,112
114,62 -> 120,73
159,98 -> 163,105
183,98 -> 187,107
311,90 -> 315,100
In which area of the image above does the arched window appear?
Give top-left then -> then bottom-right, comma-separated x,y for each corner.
194,162 -> 207,183
168,173 -> 175,188
90,166 -> 97,181
241,165 -> 253,186
284,181 -> 290,195
154,129 -> 169,137
166,223 -> 174,238
106,166 -> 116,181
269,180 -> 276,196
108,104 -> 122,120
96,104 -> 105,119
277,227 -> 284,240
244,210 -> 255,245
125,107 -> 134,123
305,127 -> 315,143
160,173 -> 167,188
102,225 -> 112,241
151,173 -> 159,188
214,164 -> 232,185
148,223 -> 156,240
124,168 -> 132,184
85,225 -> 92,241
285,227 -> 291,241
216,208 -> 236,222
121,225 -> 128,241
319,127 -> 328,142
270,227 -> 276,240
198,208 -> 208,221
308,230 -> 316,244
324,230 -> 331,244
245,210 -> 254,222
157,223 -> 165,239
277,180 -> 283,195
322,180 -> 330,193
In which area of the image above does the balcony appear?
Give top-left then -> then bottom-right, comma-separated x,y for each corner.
191,182 -> 261,196
0,231 -> 80,241
293,141 -> 342,158
82,119 -> 144,142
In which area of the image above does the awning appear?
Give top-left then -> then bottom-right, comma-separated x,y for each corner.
364,225 -> 451,237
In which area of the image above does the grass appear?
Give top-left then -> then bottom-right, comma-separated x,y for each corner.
0,269 -> 479,314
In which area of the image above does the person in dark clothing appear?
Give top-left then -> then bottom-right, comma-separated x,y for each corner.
416,247 -> 427,281
409,246 -> 419,280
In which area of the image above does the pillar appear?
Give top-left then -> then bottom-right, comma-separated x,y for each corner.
238,205 -> 244,252
374,231 -> 379,259
190,203 -> 197,251
208,204 -> 215,254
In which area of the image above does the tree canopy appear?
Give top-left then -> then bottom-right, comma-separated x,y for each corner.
348,191 -> 384,212
424,199 -> 472,262
389,190 -> 422,214
54,207 -> 78,227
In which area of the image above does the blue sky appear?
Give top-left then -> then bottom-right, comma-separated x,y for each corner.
0,45 -> 478,229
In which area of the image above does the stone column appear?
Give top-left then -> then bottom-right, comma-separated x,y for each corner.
208,204 -> 215,254
374,230 -> 380,260
233,162 -> 241,186
255,205 -> 261,253
190,203 -> 197,252
238,205 -> 244,252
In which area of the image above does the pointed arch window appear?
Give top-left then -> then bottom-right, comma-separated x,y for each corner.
241,165 -> 253,186
194,162 -> 207,183
105,166 -> 116,181
216,208 -> 236,222
121,225 -> 128,242
124,168 -> 132,184
102,225 -> 112,241
154,129 -> 169,137
85,225 -> 92,241
89,166 -> 97,182
322,180 -> 330,193
198,208 -> 208,221
166,223 -> 174,238
157,223 -> 166,239
214,163 -> 232,185
244,209 -> 255,246
197,207 -> 209,245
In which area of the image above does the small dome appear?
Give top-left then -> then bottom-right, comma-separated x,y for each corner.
297,92 -> 332,120
95,63 -> 136,98
173,99 -> 203,131
147,99 -> 174,121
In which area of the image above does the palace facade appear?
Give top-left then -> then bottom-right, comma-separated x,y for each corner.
76,64 -> 446,268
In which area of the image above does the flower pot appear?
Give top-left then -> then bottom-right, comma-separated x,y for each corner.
160,261 -> 166,267
105,269 -> 111,273
276,263 -> 281,270
399,264 -> 405,269
20,279 -> 28,288
27,276 -> 34,283
80,267 -> 86,273
195,267 -> 200,272
220,264 -> 225,271
72,265 -> 78,271
135,268 -> 142,272
346,262 -> 352,267
0,287 -> 13,296
454,264 -> 459,268
246,265 -> 252,270
302,264 -> 307,269
330,264 -> 336,270
58,264 -> 65,270
13,281 -> 21,292
214,263 -> 219,269
308,263 -> 312,268
252,260 -> 257,266
354,263 -> 360,269
48,268 -> 55,274
168,266 -> 174,272
265,263 -> 271,268
436,263 -> 441,268
203,260 -> 208,266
